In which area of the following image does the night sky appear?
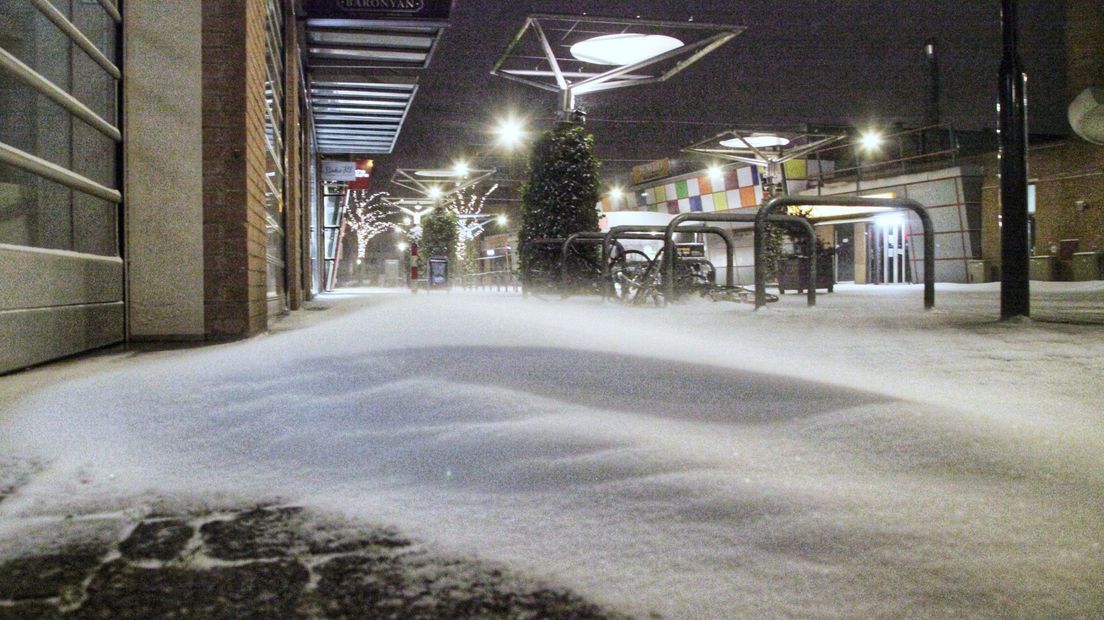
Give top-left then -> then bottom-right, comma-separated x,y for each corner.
374,1 -> 1068,198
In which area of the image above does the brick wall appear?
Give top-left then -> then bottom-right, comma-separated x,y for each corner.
202,0 -> 269,338
981,141 -> 1104,262
284,14 -> 303,310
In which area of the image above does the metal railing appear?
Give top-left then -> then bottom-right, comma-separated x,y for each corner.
797,123 -> 961,192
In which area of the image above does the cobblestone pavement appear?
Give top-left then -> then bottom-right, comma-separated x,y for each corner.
0,487 -> 628,619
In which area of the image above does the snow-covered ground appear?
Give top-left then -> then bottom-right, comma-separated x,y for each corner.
2,282 -> 1103,619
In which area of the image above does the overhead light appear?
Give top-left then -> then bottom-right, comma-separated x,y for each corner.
414,169 -> 462,177
720,134 -> 791,149
494,116 -> 526,148
452,161 -> 470,177
859,129 -> 884,152
609,186 -> 624,200
570,33 -> 684,66
427,186 -> 443,199
496,214 -> 507,226
707,164 -> 724,178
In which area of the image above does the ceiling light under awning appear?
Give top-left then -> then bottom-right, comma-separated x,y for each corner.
569,33 -> 683,66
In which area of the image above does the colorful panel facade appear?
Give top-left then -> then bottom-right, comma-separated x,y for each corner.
601,163 -> 769,214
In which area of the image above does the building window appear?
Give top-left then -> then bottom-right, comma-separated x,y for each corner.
0,1 -> 121,256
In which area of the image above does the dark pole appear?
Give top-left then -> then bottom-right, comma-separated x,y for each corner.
999,0 -> 1030,319
924,38 -> 941,126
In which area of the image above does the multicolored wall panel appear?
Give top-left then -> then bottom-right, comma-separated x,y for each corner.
600,164 -> 765,213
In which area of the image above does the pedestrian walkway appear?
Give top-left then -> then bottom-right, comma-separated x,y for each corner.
2,283 -> 1103,618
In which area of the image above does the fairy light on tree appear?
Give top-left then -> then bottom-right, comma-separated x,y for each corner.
445,183 -> 500,274
345,190 -> 397,260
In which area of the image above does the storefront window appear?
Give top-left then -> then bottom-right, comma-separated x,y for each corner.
0,1 -> 120,257
262,0 -> 287,312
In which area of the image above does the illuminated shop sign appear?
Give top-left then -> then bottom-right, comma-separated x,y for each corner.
347,159 -> 374,190
304,0 -> 451,19
631,158 -> 670,185
321,161 -> 357,181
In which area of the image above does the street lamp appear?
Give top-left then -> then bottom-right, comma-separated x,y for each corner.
683,127 -> 845,197
492,15 -> 742,123
859,129 -> 884,153
493,116 -> 527,149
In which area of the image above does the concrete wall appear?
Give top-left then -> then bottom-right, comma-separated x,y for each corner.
124,0 -> 206,339
806,165 -> 985,283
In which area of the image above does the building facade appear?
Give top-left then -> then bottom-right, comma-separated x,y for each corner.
1,0 -> 319,373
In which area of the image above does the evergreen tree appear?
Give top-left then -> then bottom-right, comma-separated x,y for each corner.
518,123 -> 601,286
418,208 -> 458,275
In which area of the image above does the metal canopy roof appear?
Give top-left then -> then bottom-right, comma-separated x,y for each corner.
682,126 -> 847,169
491,14 -> 743,116
303,14 -> 448,156
390,167 -> 497,198
309,79 -> 417,154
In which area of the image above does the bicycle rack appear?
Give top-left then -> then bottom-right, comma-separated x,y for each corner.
601,225 -> 736,300
753,196 -> 935,310
664,212 -> 818,306
521,236 -> 625,294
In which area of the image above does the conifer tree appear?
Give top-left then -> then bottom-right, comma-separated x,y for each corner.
418,208 -> 458,274
518,123 -> 601,285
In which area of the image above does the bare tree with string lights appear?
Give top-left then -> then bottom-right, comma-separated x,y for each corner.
445,184 -> 499,275
344,190 -> 398,261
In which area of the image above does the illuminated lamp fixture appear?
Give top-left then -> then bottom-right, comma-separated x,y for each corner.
859,130 -> 884,152
720,134 -> 791,149
452,161 -> 470,177
609,186 -> 624,200
494,116 -> 526,148
414,169 -> 462,177
569,33 -> 684,66
427,186 -> 443,199
493,16 -> 741,122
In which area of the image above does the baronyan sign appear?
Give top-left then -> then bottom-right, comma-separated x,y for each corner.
304,0 -> 451,20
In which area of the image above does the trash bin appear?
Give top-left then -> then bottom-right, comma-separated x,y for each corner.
1071,252 -> 1103,281
967,260 -> 991,283
1029,255 -> 1058,281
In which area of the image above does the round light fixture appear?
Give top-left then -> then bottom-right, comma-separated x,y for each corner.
570,33 -> 684,66
414,169 -> 462,177
720,134 -> 791,149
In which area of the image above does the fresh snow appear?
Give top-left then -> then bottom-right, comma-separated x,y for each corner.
2,283 -> 1103,619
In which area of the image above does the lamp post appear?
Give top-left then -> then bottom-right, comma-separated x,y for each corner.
396,201 -> 434,288
999,0 -> 1030,319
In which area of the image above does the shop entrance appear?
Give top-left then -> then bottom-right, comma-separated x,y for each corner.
833,224 -> 855,282
871,217 -> 911,284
